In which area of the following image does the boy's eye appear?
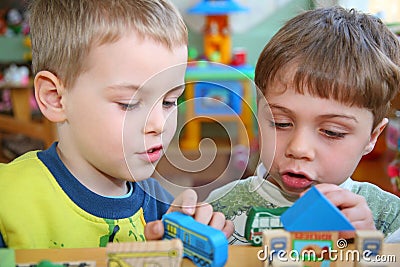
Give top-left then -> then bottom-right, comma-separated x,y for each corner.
119,102 -> 138,111
321,129 -> 346,138
163,100 -> 177,109
270,121 -> 292,128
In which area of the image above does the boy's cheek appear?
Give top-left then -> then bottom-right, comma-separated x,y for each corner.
260,143 -> 275,170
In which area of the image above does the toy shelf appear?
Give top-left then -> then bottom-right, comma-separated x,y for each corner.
0,81 -> 56,148
0,36 -> 31,63
180,62 -> 256,150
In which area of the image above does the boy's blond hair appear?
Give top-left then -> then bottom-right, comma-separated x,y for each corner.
255,6 -> 400,128
28,0 -> 188,88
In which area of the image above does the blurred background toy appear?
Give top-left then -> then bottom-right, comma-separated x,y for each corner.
187,0 -> 248,65
6,8 -> 22,36
3,63 -> 29,85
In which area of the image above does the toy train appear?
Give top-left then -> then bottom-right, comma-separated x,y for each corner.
244,206 -> 289,246
162,211 -> 228,267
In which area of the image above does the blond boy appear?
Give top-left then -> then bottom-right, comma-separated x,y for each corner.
0,0 -> 233,248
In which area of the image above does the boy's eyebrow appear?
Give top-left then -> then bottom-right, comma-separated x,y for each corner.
105,84 -> 185,94
269,104 -> 291,113
268,104 -> 295,117
106,84 -> 141,92
269,104 -> 359,123
318,114 -> 359,123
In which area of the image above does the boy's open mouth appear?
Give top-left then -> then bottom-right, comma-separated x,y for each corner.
281,172 -> 314,189
142,145 -> 163,163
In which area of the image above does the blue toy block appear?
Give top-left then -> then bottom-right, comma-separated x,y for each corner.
162,211 -> 228,267
281,186 -> 355,232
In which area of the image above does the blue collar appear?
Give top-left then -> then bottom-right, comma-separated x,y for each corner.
37,143 -> 144,219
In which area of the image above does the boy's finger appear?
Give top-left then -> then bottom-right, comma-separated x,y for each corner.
207,212 -> 235,238
144,220 -> 164,240
192,203 -> 213,224
222,220 -> 235,238
169,189 -> 198,215
300,184 -> 340,197
323,189 -> 362,209
312,183 -> 342,194
206,211 -> 226,229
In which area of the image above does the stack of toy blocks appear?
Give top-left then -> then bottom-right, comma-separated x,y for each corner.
260,187 -> 385,267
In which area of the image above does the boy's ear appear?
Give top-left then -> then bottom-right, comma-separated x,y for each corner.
34,71 -> 67,123
363,118 -> 388,155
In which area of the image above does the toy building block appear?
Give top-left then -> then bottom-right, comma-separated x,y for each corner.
245,185 -> 359,248
290,231 -> 339,267
356,230 -> 384,257
261,229 -> 340,267
261,229 -> 302,267
280,186 -> 355,232
162,211 -> 228,267
106,239 -> 183,267
355,230 -> 385,266
258,186 -> 359,267
262,229 -> 291,255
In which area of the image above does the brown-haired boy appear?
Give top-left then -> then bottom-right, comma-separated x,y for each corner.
207,6 -> 400,244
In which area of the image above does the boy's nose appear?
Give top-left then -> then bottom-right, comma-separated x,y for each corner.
144,103 -> 165,134
285,128 -> 315,160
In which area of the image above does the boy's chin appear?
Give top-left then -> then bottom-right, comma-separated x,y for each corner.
283,183 -> 310,194
126,167 -> 157,182
281,187 -> 304,200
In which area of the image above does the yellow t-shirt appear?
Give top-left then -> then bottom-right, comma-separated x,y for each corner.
0,144 -> 172,249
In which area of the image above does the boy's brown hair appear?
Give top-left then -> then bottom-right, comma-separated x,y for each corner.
255,6 -> 400,128
28,0 -> 188,88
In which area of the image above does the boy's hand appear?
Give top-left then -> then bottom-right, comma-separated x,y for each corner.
144,189 -> 234,240
308,184 -> 376,231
